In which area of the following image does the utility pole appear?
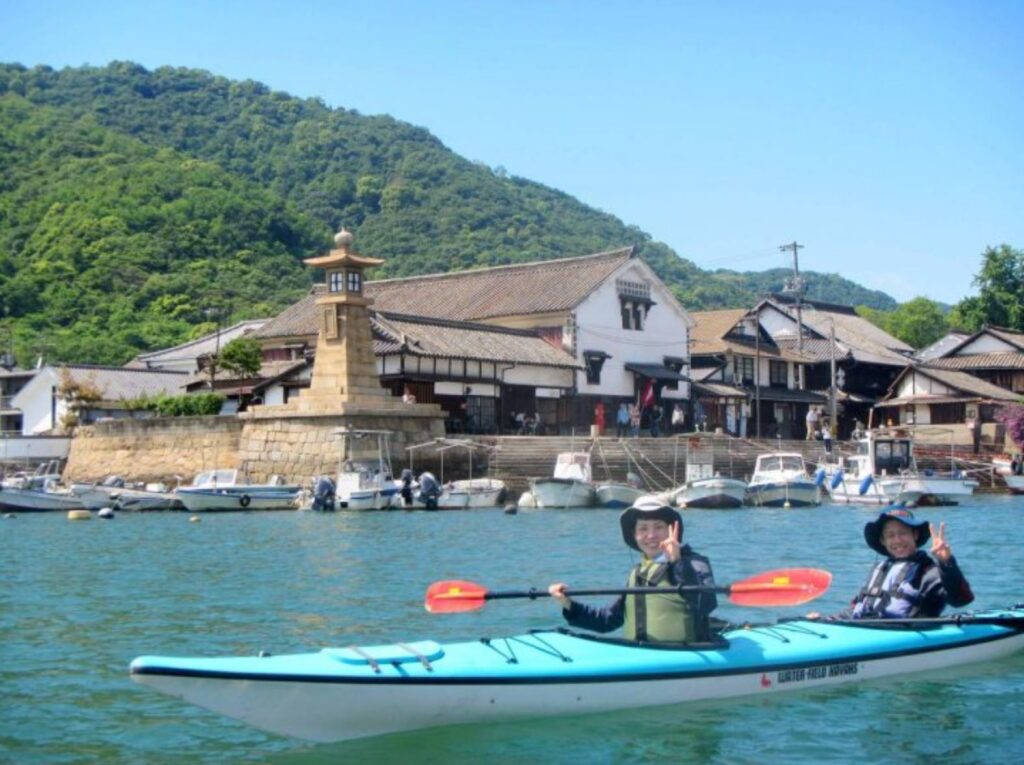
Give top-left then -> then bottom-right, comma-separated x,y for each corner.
780,241 -> 806,383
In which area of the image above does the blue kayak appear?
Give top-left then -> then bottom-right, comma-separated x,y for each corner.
131,608 -> 1024,743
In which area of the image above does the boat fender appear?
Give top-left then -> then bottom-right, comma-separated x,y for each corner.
517,492 -> 536,508
814,468 -> 827,487
67,509 -> 92,521
239,494 -> 251,508
830,469 -> 845,490
859,474 -> 874,495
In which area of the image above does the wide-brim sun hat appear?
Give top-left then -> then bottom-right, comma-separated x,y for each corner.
619,495 -> 683,551
863,506 -> 931,556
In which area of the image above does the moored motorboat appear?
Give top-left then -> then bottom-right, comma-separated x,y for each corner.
131,607 -> 1024,744
745,452 -> 821,507
0,464 -> 85,512
529,451 -> 596,508
993,457 -> 1024,495
672,476 -> 748,509
594,481 -> 645,508
175,469 -> 300,511
823,430 -> 977,506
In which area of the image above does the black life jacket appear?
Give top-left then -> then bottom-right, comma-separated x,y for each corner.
854,558 -> 923,618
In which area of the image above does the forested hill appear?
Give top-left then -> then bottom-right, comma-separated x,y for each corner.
0,62 -> 896,365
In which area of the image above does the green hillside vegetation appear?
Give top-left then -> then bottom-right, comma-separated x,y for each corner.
713,268 -> 899,311
1,62 -> 899,364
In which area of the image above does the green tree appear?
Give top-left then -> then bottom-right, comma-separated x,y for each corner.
884,297 -> 949,349
217,337 -> 263,378
951,245 -> 1024,332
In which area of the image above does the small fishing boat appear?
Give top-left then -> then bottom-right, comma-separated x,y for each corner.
333,429 -> 400,510
398,438 -> 507,509
131,606 -> 1024,744
822,430 -> 977,505
992,457 -> 1024,495
528,451 -> 596,508
594,480 -> 645,508
175,469 -> 300,512
669,461 -> 746,509
70,476 -> 183,511
0,462 -> 85,512
745,452 -> 821,507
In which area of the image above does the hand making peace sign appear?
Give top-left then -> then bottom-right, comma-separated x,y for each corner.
929,521 -> 952,563
660,520 -> 682,563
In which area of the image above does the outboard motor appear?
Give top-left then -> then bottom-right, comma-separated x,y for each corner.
417,471 -> 442,511
311,476 -> 336,512
399,469 -> 415,508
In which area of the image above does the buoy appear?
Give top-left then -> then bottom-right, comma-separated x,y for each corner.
517,492 -> 536,509
97,507 -> 115,519
858,474 -> 874,495
783,501 -> 792,509
503,504 -> 518,515
67,509 -> 92,521
3,513 -> 15,519
829,470 -> 844,490
813,468 -> 827,487
189,515 -> 201,523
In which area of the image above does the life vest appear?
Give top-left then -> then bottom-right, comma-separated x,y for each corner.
623,558 -> 695,643
853,558 -> 922,619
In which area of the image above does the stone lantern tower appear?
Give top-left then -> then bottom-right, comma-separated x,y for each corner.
257,228 -> 434,414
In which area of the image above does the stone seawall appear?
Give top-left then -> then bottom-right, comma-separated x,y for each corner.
64,411 -> 446,485
236,412 -> 444,484
65,416 -> 244,483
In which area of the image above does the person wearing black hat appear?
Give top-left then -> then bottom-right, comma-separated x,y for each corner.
840,507 -> 974,619
547,496 -> 717,643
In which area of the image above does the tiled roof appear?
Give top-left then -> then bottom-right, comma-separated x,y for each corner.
907,365 -> 1020,401
254,248 -> 635,339
926,353 -> 1024,371
984,326 -> 1024,349
374,313 -> 581,368
128,320 -> 269,367
54,365 -> 188,400
790,304 -> 913,362
775,337 -> 852,363
915,332 -> 969,362
689,309 -> 748,354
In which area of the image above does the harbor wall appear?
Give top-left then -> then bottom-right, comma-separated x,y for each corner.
64,412 -> 447,485
65,416 -> 244,483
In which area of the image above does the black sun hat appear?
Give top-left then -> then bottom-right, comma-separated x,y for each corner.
863,506 -> 931,556
619,495 -> 683,551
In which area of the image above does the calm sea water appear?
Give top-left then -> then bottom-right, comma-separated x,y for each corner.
2,498 -> 1023,765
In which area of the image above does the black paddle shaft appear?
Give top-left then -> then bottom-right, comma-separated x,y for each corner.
484,585 -> 729,601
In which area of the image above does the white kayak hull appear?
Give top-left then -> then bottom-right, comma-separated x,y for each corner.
132,619 -> 1024,744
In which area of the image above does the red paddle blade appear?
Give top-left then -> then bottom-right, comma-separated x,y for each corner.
727,567 -> 832,607
424,580 -> 489,613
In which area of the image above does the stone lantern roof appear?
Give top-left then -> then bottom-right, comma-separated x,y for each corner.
303,228 -> 384,270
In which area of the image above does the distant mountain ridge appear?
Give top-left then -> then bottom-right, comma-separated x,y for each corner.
0,62 -> 898,364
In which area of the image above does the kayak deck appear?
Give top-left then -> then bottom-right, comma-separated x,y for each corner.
132,612 -> 1024,684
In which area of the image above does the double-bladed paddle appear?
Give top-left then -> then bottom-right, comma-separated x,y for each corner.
425,567 -> 832,613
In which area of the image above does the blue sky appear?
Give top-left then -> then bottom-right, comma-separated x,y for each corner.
2,0 -> 1022,305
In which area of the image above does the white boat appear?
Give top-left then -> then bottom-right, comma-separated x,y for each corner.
0,462 -> 85,512
993,457 -> 1024,495
334,429 -> 400,511
745,453 -> 821,507
823,431 -> 977,505
669,462 -> 746,509
529,451 -> 597,508
594,481 -> 645,508
70,476 -> 183,511
175,469 -> 300,511
397,438 -> 507,509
